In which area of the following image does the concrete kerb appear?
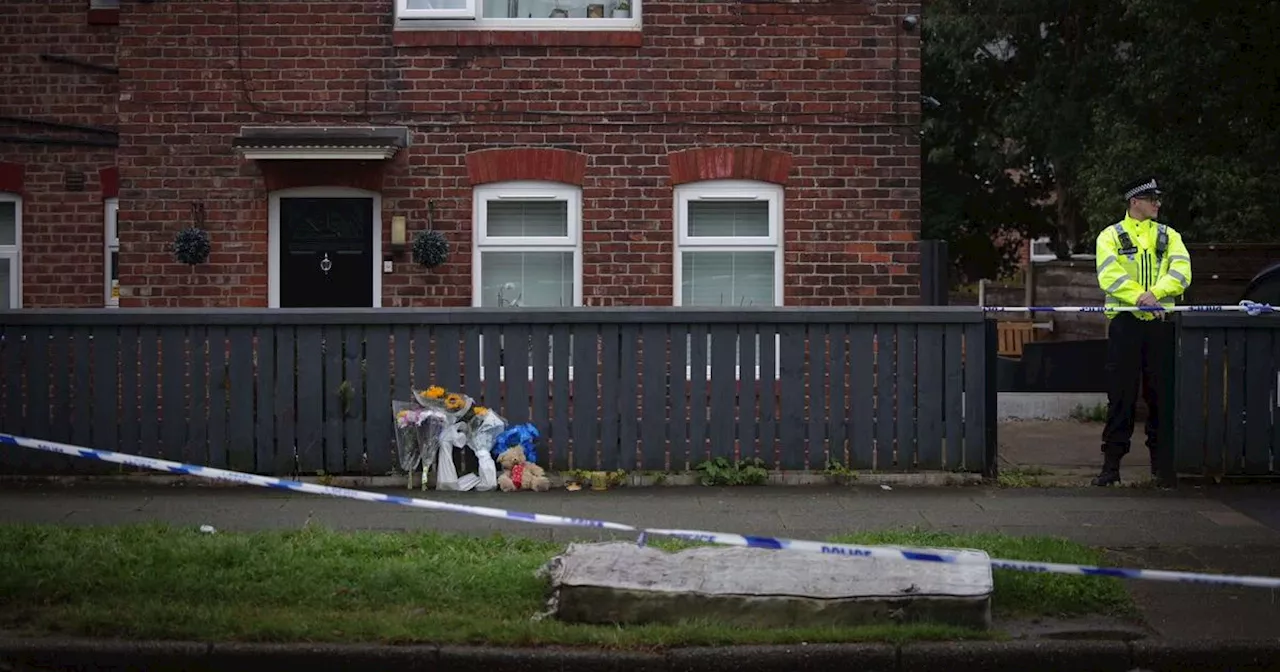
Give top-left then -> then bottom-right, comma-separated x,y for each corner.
4,637 -> 1280,672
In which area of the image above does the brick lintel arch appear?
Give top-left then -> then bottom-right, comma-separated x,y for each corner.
0,162 -> 24,195
667,147 -> 793,186
466,147 -> 588,186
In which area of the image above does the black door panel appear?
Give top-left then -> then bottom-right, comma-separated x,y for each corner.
279,197 -> 374,308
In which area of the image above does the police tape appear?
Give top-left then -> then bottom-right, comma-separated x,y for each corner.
982,300 -> 1275,315
4,432 -> 1280,590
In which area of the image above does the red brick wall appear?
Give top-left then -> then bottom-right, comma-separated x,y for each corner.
107,0 -> 921,308
0,0 -> 119,308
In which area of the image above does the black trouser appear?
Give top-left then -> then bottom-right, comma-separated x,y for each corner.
1101,313 -> 1175,462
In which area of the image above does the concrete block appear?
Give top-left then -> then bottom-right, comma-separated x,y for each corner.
539,541 -> 993,630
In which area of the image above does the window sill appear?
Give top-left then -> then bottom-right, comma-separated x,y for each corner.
87,8 -> 120,25
392,26 -> 642,48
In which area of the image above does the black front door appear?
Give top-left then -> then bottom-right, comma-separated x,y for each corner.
279,197 -> 374,308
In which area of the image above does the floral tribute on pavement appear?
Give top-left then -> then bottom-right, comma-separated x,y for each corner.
392,385 -> 543,493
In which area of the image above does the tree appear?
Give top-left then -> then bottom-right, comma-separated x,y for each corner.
923,0 -> 1280,282
1075,0 -> 1280,244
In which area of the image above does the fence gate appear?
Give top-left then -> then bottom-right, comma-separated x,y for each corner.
1173,313 -> 1280,477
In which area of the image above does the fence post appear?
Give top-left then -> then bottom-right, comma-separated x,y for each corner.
983,317 -> 999,478
1158,314 -> 1180,484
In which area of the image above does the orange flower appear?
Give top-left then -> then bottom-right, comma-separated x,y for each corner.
424,386 -> 445,399
444,393 -> 466,411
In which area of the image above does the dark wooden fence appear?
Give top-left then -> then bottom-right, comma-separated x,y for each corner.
0,308 -> 997,477
1174,313 -> 1280,477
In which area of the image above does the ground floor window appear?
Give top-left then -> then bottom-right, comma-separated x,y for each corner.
472,181 -> 582,382
105,197 -> 118,307
674,180 -> 784,378
0,194 -> 20,310
472,181 -> 582,308
674,180 -> 783,308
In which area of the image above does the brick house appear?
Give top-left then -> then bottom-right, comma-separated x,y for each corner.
2,0 -> 922,311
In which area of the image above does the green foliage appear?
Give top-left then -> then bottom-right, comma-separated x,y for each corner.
923,0 -> 1280,281
694,456 -> 769,486
1069,403 -> 1109,423
820,459 -> 858,478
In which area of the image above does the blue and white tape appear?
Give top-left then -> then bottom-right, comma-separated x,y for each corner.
983,300 -> 1275,316
0,433 -> 633,533
4,432 -> 1280,591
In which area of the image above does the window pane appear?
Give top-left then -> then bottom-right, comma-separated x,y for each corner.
109,249 -> 119,303
406,0 -> 471,9
0,203 -> 15,246
106,202 -> 118,244
0,257 -> 10,310
486,201 -> 569,238
480,251 -> 574,307
687,201 -> 769,238
481,0 -> 626,17
681,251 -> 774,307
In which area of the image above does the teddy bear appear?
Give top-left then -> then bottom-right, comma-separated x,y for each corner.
496,445 -> 550,492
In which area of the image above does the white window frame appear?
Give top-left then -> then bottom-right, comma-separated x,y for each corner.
267,186 -> 383,309
394,0 -> 640,31
105,197 -> 119,307
0,193 -> 21,310
472,181 -> 583,383
673,179 -> 785,381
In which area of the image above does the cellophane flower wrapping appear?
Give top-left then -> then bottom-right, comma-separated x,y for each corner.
434,420 -> 467,491
467,407 -> 507,491
438,392 -> 503,492
393,399 -> 449,490
392,400 -> 424,488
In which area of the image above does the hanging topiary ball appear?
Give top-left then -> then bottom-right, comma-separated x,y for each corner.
172,227 -> 211,266
411,229 -> 450,269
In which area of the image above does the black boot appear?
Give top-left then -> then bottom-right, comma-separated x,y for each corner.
1092,453 -> 1122,487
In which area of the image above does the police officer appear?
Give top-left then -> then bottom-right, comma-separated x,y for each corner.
1092,177 -> 1192,486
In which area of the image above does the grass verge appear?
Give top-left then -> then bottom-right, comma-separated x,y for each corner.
0,524 -> 1135,649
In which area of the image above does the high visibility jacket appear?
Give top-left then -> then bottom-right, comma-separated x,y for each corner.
1094,214 -> 1192,320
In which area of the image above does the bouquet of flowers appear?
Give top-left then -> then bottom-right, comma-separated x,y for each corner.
392,399 -> 449,490
400,384 -> 509,492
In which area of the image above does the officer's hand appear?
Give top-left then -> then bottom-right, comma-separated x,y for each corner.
1138,291 -> 1161,309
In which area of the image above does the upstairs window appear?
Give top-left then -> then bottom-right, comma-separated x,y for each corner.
395,0 -> 637,28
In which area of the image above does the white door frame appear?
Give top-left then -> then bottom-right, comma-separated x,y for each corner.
268,186 -> 382,309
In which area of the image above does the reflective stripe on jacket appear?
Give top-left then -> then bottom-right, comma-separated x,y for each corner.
1094,214 -> 1192,320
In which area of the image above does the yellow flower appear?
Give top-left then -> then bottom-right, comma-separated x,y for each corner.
424,386 -> 445,399
444,393 -> 466,411
474,406 -> 488,416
